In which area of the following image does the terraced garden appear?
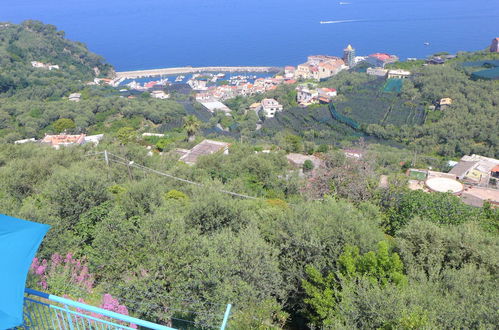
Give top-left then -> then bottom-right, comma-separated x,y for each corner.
334,78 -> 425,126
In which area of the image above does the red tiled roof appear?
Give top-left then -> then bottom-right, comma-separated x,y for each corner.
369,53 -> 392,61
42,134 -> 86,146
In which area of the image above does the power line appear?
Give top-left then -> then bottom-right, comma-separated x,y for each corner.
92,151 -> 260,200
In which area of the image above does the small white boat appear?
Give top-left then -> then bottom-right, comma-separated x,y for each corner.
424,42 -> 430,46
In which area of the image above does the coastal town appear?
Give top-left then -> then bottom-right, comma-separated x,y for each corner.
21,36 -> 499,211
1,9 -> 498,330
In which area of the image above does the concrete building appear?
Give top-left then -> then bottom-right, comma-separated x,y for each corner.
31,61 -> 59,70
14,138 -> 36,144
317,88 -> 337,103
261,98 -> 283,118
449,154 -> 499,186
387,69 -> 411,79
315,59 -> 346,80
150,90 -> 170,99
84,134 -> 104,145
68,93 -> 81,102
295,64 -> 315,80
284,66 -> 296,79
199,100 -> 232,115
366,67 -> 388,77
343,44 -> 356,67
296,84 -> 319,105
179,139 -> 230,165
295,55 -> 346,81
490,37 -> 499,53
306,55 -> 339,65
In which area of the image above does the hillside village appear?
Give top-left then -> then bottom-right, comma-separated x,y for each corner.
1,20 -> 498,330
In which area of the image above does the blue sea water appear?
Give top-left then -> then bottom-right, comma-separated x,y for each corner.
1,0 -> 498,71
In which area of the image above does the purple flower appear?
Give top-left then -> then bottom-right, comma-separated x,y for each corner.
51,253 -> 62,266
35,265 -> 46,275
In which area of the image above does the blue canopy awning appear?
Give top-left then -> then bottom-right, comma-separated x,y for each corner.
0,214 -> 50,329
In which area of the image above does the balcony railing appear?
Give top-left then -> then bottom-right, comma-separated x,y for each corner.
20,288 -> 232,330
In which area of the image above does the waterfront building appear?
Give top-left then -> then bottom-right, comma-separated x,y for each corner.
261,98 -> 283,118
295,56 -> 346,81
306,55 -> 339,65
284,66 -> 296,79
490,38 -> 499,53
343,44 -> 356,67
315,59 -> 346,80
295,64 -> 315,80
366,53 -> 399,67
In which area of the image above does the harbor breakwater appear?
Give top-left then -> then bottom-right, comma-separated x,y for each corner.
114,66 -> 281,80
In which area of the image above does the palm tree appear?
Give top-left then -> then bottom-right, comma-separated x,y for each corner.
183,115 -> 201,142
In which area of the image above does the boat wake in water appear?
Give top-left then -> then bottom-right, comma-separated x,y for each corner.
319,19 -> 360,24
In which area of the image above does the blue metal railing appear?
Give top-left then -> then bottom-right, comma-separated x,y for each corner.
22,288 -> 232,330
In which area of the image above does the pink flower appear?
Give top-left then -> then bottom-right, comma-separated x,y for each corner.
35,265 -> 46,275
30,258 -> 39,272
51,253 -> 62,266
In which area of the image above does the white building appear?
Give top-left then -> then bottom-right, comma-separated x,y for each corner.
200,100 -> 232,115
366,67 -> 388,77
150,91 -> 170,99
142,133 -> 165,137
84,134 -> 104,145
261,98 -> 283,118
68,93 -> 81,102
296,85 -> 318,105
317,88 -> 337,103
31,61 -> 59,70
387,69 -> 411,79
14,138 -> 36,144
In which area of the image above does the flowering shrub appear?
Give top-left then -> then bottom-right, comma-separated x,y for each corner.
30,253 -> 94,297
30,253 -> 136,328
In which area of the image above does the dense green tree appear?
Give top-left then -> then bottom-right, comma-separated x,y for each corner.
183,115 -> 201,142
302,241 -> 407,328
53,118 -> 76,133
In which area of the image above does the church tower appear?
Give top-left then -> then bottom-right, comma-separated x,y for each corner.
343,44 -> 356,67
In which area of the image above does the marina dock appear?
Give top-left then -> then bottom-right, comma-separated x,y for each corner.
113,66 -> 281,81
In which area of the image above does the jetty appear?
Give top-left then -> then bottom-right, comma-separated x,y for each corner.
113,66 -> 281,81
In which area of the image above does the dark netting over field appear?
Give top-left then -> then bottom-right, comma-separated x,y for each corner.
258,106 -> 361,143
334,79 -> 425,126
329,103 -> 360,129
383,78 -> 403,93
460,60 -> 499,67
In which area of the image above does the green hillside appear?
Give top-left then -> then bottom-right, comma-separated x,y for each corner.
0,20 -> 112,96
